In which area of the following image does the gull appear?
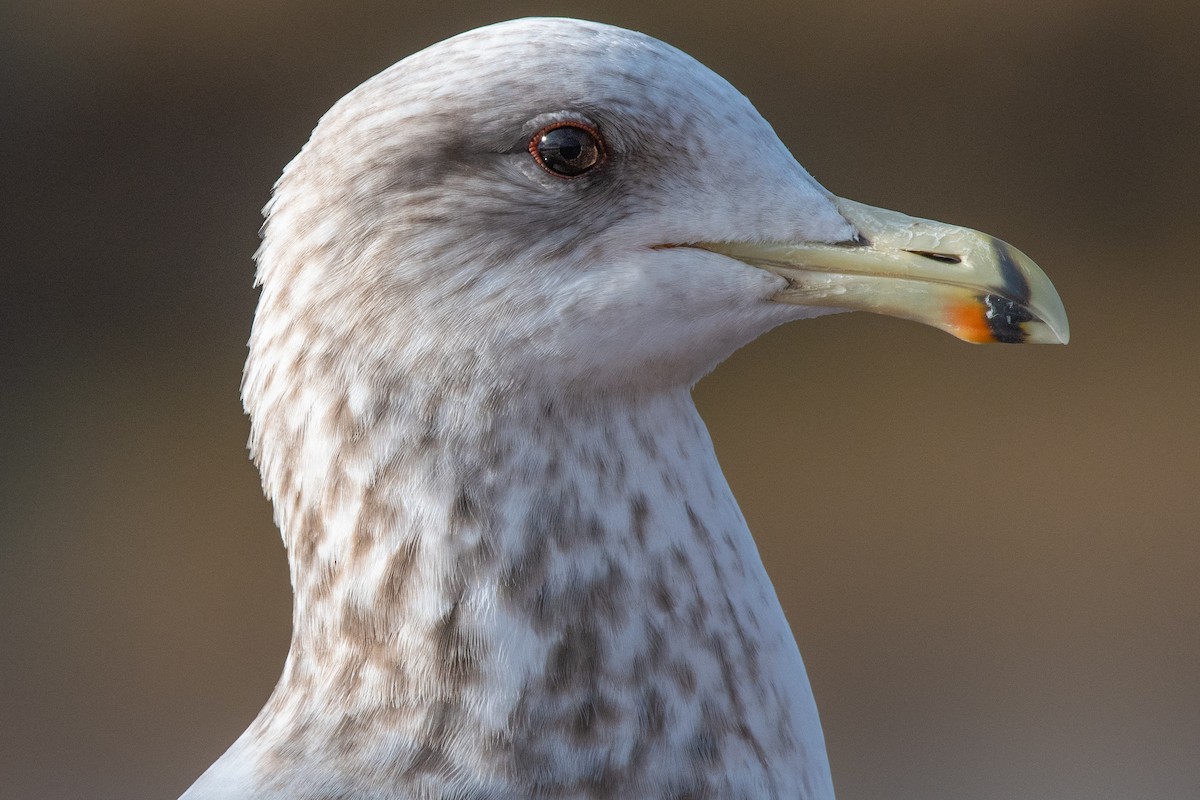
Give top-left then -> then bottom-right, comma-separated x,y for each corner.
180,17 -> 1068,800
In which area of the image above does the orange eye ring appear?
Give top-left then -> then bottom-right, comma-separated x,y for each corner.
529,121 -> 606,177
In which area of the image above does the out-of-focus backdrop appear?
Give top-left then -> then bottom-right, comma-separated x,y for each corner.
2,1 -> 1196,798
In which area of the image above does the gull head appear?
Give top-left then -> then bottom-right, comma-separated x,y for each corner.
250,17 -> 1067,404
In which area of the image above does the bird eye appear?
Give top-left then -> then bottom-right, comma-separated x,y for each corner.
529,122 -> 604,177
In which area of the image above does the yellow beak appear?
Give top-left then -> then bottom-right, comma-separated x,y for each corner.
705,198 -> 1069,344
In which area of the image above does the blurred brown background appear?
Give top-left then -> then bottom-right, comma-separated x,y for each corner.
1,0 -> 1196,798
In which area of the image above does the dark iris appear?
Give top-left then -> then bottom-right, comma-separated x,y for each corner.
531,123 -> 603,177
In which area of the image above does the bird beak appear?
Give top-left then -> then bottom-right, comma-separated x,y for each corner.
702,197 -> 1069,344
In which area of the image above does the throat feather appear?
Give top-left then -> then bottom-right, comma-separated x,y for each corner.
244,386 -> 817,796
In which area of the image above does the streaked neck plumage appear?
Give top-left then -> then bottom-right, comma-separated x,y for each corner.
183,18 -> 838,793
184,356 -> 834,798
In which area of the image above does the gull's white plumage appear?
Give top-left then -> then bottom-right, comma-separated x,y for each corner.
183,17 -> 863,800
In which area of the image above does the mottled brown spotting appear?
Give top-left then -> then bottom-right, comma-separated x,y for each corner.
589,448 -> 613,491
572,698 -> 596,739
487,437 -> 508,469
532,557 -> 629,632
667,543 -> 709,622
546,623 -> 601,691
340,600 -> 382,646
693,700 -> 734,754
722,530 -> 748,577
366,449 -> 404,493
548,495 -> 589,549
690,729 -> 720,766
585,441 -> 633,484
630,493 -> 650,547
355,489 -> 402,550
380,537 -> 420,604
569,690 -> 619,744
710,637 -> 746,720
261,720 -> 308,772
544,452 -> 561,481
402,700 -> 457,779
527,489 -> 574,547
322,469 -> 352,513
736,721 -> 774,791
643,620 -> 668,669
502,684 -> 550,770
450,486 -> 480,532
416,394 -> 443,451
685,503 -> 716,550
651,563 -> 675,616
638,686 -> 667,738
293,507 -> 325,572
315,344 -> 339,373
433,594 -> 482,688
360,634 -> 404,677
308,557 -> 341,603
579,760 -> 623,800
672,661 -> 697,695
584,514 -> 605,544
499,530 -> 549,602
330,650 -> 369,704
723,596 -> 762,689
688,503 -> 739,615
530,585 -> 553,631
708,637 -> 778,794
279,465 -> 296,499
662,464 -> 688,495
703,468 -> 720,502
369,377 -> 404,428
346,517 -> 374,567
482,386 -> 506,415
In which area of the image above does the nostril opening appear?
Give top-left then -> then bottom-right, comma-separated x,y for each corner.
833,232 -> 872,248
906,249 -> 962,264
